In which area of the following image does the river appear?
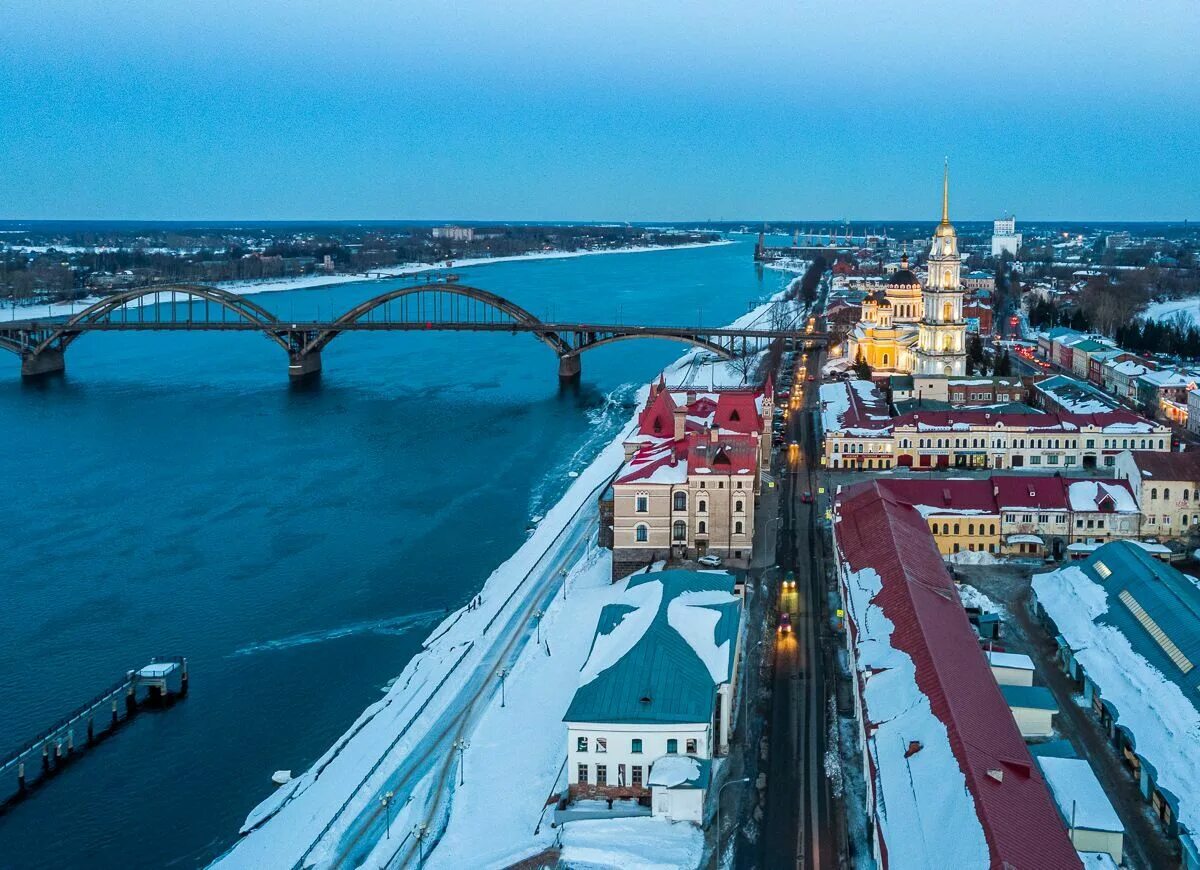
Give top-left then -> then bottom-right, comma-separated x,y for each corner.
0,236 -> 793,869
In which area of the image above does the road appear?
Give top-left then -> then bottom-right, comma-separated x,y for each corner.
756,342 -> 836,870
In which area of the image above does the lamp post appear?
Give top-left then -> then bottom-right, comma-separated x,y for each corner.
715,777 -> 750,861
380,790 -> 395,839
454,737 -> 470,786
498,667 -> 510,707
412,822 -> 429,867
533,609 -> 545,644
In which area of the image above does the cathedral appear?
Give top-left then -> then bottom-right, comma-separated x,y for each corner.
846,164 -> 967,377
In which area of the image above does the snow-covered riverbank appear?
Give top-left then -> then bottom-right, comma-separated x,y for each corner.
1,240 -> 734,320
212,278 -> 799,870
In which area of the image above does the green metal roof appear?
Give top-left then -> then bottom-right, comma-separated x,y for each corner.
1077,541 -> 1200,704
1000,684 -> 1058,711
563,570 -> 741,725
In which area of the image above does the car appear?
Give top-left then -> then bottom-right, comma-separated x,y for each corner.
800,491 -> 814,504
783,570 -> 796,590
806,375 -> 815,382
788,440 -> 799,450
778,612 -> 792,634
697,554 -> 723,568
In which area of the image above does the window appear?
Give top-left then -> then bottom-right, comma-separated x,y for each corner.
618,764 -> 626,787
736,480 -> 743,489
698,500 -> 707,513
635,495 -> 648,513
673,492 -> 687,511
968,523 -> 975,536
577,737 -> 588,752
673,520 -> 687,542
1165,488 -> 1172,500
596,738 -> 607,753
686,738 -> 698,754
735,521 -> 743,534
631,738 -> 643,754
954,523 -> 960,535
632,765 -> 643,788
698,521 -> 707,534
578,764 -> 588,784
635,524 -> 648,543
718,482 -> 724,489
667,739 -> 678,754
735,500 -> 744,513
1152,488 -> 1159,500
596,765 -> 607,787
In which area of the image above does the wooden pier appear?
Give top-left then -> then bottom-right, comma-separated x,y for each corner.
0,656 -> 188,813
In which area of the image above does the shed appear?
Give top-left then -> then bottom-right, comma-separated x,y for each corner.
1000,684 -> 1058,738
987,650 -> 1036,687
1038,756 -> 1125,865
647,755 -> 710,823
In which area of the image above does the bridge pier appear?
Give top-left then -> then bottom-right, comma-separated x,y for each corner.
21,349 -> 65,378
288,351 -> 322,379
558,354 -> 581,381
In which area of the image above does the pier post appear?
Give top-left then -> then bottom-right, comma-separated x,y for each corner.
558,354 -> 581,381
148,683 -> 163,706
288,351 -> 322,379
111,698 -> 119,726
17,761 -> 25,793
54,740 -> 62,766
67,729 -> 74,756
87,717 -> 95,745
41,745 -> 49,773
20,349 -> 65,378
126,683 -> 137,716
180,658 -> 189,698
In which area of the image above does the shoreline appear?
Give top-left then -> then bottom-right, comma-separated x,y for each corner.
1,239 -> 735,320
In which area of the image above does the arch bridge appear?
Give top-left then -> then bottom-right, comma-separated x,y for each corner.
0,282 -> 830,380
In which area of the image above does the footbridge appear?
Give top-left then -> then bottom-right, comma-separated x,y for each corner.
0,282 -> 830,380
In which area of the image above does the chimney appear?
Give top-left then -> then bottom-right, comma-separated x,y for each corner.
673,406 -> 687,441
687,389 -> 697,405
710,428 -> 719,444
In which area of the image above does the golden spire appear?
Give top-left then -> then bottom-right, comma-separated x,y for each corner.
941,157 -> 950,225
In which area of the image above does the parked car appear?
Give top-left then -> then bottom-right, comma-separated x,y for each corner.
697,554 -> 723,568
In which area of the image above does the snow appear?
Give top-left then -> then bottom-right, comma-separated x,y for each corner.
666,589 -> 739,684
986,651 -> 1036,672
555,816 -> 703,870
1006,534 -> 1044,545
1067,481 -> 1138,513
1037,757 -> 1124,833
647,756 -> 702,788
136,662 -> 177,678
911,505 -> 989,519
838,564 -> 990,868
0,240 -> 732,320
1032,563 -> 1200,840
956,583 -> 1006,615
1143,296 -> 1200,328
947,550 -> 1000,565
578,579 -> 664,686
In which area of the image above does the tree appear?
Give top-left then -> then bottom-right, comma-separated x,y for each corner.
966,334 -> 986,375
994,349 -> 1012,376
853,349 -> 872,381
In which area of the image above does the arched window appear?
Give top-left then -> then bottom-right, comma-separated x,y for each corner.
735,521 -> 744,535
698,500 -> 707,513
635,524 -> 648,543
954,523 -> 960,535
990,523 -> 996,535
968,523 -> 975,535
1151,488 -> 1158,500
673,491 -> 687,511
698,521 -> 707,534
942,523 -> 950,535
672,520 -> 687,542
1165,487 -> 1172,500
735,500 -> 744,513
883,354 -> 889,366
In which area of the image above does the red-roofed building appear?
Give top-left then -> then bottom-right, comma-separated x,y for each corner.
609,382 -> 771,579
834,481 -> 1082,869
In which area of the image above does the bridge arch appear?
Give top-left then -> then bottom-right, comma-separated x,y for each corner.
302,283 -> 570,356
31,284 -> 290,357
0,335 -> 25,356
569,332 -> 737,360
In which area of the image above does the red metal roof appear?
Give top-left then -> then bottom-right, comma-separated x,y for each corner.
835,481 -> 1081,870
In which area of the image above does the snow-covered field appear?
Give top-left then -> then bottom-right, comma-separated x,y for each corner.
212,272 -> 798,870
1,240 -> 733,321
1143,296 -> 1200,328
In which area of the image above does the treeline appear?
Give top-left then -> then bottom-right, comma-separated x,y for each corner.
1114,317 -> 1200,360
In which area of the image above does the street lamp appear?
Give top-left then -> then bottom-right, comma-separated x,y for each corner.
498,667 -> 510,707
454,737 -> 470,786
715,777 -> 750,860
533,609 -> 545,644
412,822 -> 429,867
380,789 -> 395,839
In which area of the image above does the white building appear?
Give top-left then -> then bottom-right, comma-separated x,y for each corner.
432,225 -> 474,242
562,569 -> 743,823
992,215 -> 1023,258
1039,756 -> 1125,864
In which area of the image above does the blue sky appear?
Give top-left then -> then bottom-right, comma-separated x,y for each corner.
3,0 -> 1197,221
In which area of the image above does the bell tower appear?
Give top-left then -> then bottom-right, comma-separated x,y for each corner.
915,160 -> 967,377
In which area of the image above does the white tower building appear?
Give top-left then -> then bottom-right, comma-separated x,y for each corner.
914,163 -> 967,377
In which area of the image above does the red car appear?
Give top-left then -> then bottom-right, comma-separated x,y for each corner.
778,612 -> 792,634
800,491 -> 814,504
806,375 -> 815,382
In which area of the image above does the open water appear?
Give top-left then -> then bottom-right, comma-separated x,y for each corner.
0,236 -> 791,868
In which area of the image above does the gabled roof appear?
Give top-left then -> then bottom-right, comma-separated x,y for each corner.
564,570 -> 742,725
835,482 -> 1081,870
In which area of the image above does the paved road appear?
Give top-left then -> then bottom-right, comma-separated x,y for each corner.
757,344 -> 835,870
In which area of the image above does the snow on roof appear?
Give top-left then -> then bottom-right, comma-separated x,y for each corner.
137,662 -> 178,679
819,379 -> 892,437
666,589 -> 739,684
1032,554 -> 1200,840
834,481 -> 1080,869
646,755 -> 703,789
1067,480 -> 1138,513
986,651 -> 1036,671
577,579 -> 663,686
557,816 -> 703,870
1038,757 -> 1124,833
1007,534 -> 1044,545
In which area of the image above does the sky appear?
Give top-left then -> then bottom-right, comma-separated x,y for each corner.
2,0 -> 1198,222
